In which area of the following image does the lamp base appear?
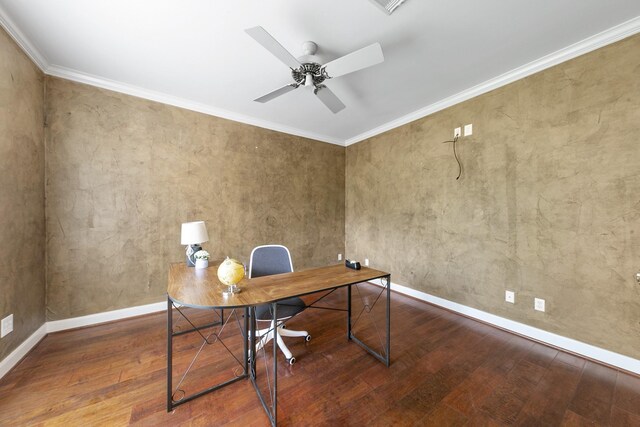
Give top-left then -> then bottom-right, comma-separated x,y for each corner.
185,244 -> 202,267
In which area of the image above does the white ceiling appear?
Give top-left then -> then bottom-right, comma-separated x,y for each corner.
1,0 -> 640,145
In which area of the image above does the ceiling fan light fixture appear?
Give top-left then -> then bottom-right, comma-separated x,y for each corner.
304,73 -> 314,87
369,0 -> 408,15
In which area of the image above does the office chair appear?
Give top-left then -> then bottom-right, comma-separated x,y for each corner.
249,244 -> 311,364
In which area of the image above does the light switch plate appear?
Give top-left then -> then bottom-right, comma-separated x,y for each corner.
1,314 -> 13,338
464,123 -> 473,136
534,298 -> 545,312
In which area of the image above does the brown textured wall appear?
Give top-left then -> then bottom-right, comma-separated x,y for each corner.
45,77 -> 345,320
0,29 -> 45,360
346,34 -> 640,358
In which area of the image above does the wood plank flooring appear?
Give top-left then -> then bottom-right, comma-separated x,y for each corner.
1,284 -> 639,426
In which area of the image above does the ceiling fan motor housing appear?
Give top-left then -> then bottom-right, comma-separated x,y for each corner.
291,63 -> 329,88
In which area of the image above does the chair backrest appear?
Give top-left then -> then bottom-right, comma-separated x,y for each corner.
249,245 -> 293,279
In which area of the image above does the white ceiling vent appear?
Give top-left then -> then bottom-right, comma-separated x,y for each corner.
369,0 -> 408,15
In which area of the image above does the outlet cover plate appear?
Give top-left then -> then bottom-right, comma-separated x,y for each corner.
364,258 -> 370,267
534,298 -> 546,312
505,290 -> 515,304
338,253 -> 342,261
454,127 -> 461,138
1,314 -> 13,338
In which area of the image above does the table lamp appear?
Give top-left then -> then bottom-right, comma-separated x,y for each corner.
181,221 -> 209,267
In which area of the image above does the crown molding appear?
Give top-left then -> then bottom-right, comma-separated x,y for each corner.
45,65 -> 344,146
0,3 -> 48,71
345,14 -> 640,146
2,3 -> 639,147
0,4 -> 342,146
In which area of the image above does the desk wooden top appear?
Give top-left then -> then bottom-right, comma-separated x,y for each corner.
167,263 -> 390,309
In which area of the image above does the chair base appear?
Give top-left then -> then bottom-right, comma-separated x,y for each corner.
253,319 -> 309,362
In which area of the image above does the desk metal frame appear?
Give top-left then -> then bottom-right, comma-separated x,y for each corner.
167,305 -> 249,411
166,266 -> 391,426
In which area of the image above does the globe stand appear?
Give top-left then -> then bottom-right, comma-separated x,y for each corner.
222,284 -> 241,297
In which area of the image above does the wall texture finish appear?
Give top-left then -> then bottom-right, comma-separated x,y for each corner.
0,28 -> 45,360
346,34 -> 640,359
45,77 -> 345,320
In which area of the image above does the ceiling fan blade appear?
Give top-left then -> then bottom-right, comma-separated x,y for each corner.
323,42 -> 384,78
315,86 -> 346,114
254,84 -> 298,103
245,26 -> 301,69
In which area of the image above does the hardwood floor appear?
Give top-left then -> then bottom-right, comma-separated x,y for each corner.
1,284 -> 639,426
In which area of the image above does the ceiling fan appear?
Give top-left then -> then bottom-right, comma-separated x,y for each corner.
245,26 -> 384,114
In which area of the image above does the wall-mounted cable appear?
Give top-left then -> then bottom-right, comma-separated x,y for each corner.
442,135 -> 462,180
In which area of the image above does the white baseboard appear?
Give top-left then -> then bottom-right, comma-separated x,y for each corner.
1,301 -> 166,380
4,286 -> 639,380
368,279 -> 640,375
0,324 -> 47,379
46,301 -> 166,333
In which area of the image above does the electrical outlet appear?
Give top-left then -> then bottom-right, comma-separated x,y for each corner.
364,258 -> 370,267
534,298 -> 545,312
464,123 -> 473,136
1,314 -> 13,338
454,127 -> 461,138
505,290 -> 515,304
338,253 -> 342,261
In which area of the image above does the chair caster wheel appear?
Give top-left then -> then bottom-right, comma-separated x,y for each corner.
305,334 -> 311,342
288,357 -> 296,365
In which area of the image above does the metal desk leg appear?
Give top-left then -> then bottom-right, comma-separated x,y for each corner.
250,307 -> 257,379
166,299 -> 247,412
250,303 -> 278,426
348,276 -> 391,367
166,295 -> 173,411
272,302 -> 278,426
347,284 -> 352,341
243,307 -> 249,376
385,275 -> 391,367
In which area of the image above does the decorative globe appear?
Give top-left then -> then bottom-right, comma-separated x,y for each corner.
217,257 -> 245,286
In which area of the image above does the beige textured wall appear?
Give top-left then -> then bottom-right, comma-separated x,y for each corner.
0,29 -> 45,360
45,77 -> 345,320
346,34 -> 640,358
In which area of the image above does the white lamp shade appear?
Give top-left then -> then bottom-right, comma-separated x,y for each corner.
181,221 -> 209,245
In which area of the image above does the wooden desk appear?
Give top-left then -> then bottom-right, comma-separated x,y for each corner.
167,262 -> 391,425
168,262 -> 389,308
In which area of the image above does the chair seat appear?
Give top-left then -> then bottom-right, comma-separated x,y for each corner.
255,297 -> 306,320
